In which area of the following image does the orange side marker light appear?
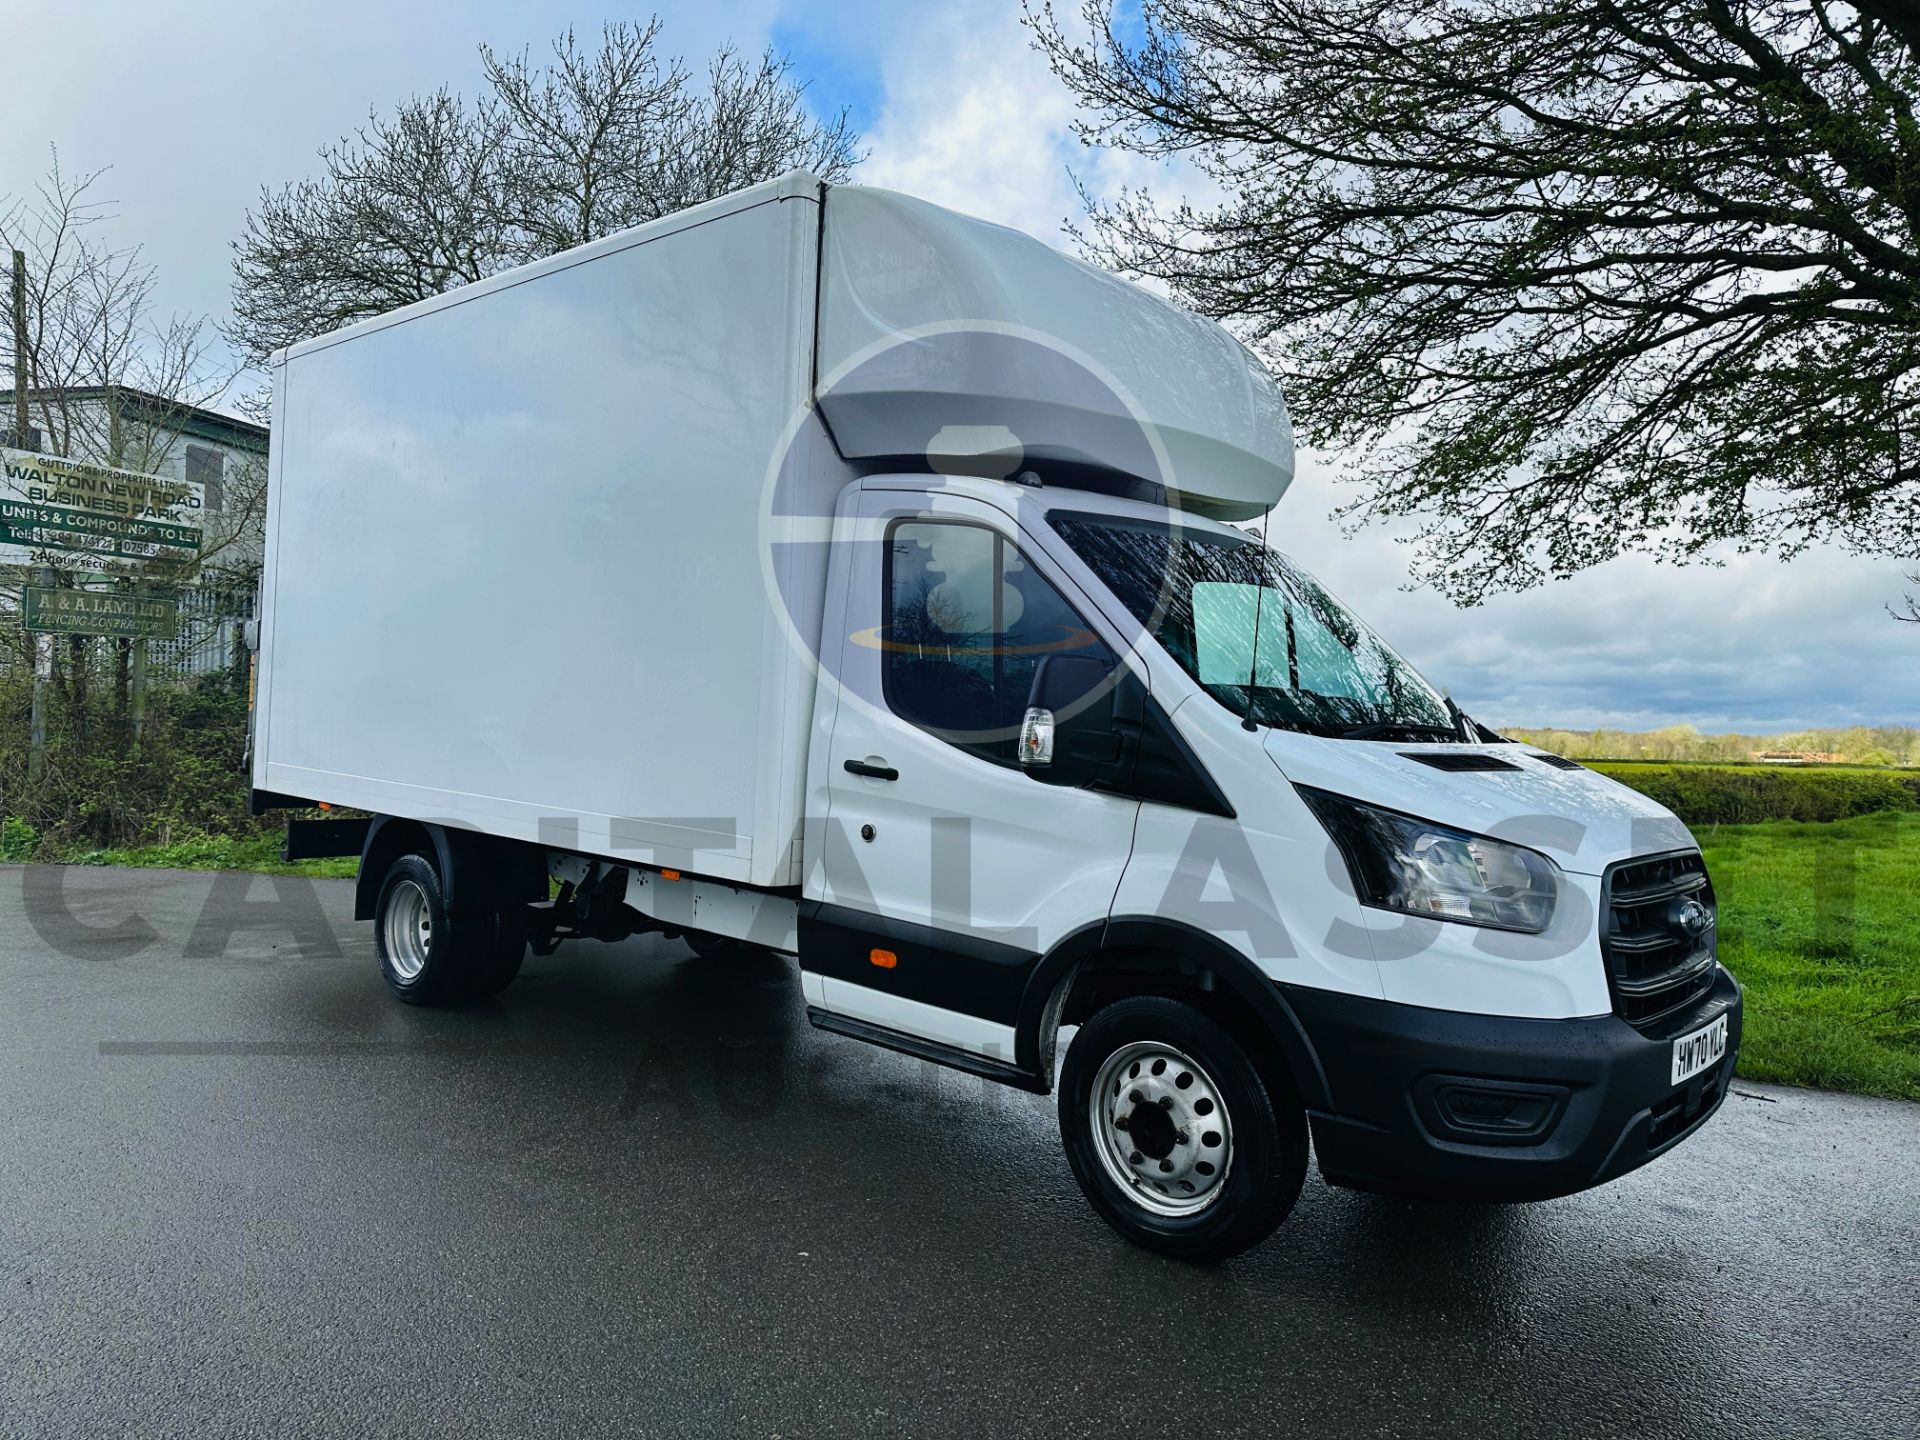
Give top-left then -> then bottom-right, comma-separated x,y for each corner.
870,948 -> 898,969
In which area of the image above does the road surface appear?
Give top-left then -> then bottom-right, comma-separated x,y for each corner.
0,866 -> 1914,1438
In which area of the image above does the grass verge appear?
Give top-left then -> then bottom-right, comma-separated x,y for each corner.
39,830 -> 357,879
1701,811 -> 1920,1101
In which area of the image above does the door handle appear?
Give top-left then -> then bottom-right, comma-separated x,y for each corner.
843,758 -> 899,782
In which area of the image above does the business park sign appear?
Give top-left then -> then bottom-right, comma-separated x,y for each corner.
0,447 -> 203,561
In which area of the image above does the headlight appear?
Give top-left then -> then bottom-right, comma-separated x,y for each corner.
1296,787 -> 1558,933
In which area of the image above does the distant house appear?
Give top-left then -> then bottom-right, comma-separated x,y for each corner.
1751,750 -> 1844,765
1,385 -> 269,677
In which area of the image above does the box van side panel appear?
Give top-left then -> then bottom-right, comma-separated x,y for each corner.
257,191 -> 829,886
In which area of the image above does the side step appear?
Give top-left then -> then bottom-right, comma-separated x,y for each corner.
806,1007 -> 1047,1094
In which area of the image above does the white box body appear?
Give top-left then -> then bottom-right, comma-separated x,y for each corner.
255,176 -> 838,887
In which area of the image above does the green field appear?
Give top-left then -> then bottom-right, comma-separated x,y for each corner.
1701,812 -> 1920,1101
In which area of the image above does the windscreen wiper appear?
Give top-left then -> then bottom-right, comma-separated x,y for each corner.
1337,720 -> 1462,742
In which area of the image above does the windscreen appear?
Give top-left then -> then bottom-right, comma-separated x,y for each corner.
1048,511 -> 1455,739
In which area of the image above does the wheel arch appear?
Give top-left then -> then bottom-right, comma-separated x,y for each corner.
353,817 -> 549,921
1016,917 -> 1331,1111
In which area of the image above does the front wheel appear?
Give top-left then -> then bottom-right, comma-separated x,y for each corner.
1059,995 -> 1307,1262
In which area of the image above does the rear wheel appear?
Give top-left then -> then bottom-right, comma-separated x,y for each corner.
466,907 -> 528,998
1059,995 -> 1307,1262
374,852 -> 526,1004
683,930 -> 745,959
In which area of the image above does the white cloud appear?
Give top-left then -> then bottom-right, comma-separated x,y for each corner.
842,1 -> 1195,244
0,1 -> 782,354
857,9 -> 1089,239
1280,453 -> 1919,730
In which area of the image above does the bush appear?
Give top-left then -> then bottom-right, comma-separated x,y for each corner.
0,815 -> 38,861
0,665 -> 276,853
1591,762 -> 1920,825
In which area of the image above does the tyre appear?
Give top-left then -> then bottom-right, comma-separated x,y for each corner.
1059,995 -> 1307,1262
373,852 -> 526,1004
466,906 -> 528,999
683,930 -> 743,960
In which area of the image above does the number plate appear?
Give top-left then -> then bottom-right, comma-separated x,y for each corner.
1671,1013 -> 1729,1086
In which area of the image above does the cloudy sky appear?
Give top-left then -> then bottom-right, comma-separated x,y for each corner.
7,0 -> 1915,732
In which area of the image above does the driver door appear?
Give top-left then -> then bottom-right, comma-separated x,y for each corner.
804,487 -> 1141,1066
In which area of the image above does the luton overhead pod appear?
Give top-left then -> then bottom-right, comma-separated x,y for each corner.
814,183 -> 1294,521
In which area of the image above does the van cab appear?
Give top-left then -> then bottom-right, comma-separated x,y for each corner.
797,471 -> 1740,1257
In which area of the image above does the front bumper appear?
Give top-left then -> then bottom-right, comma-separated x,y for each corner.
1283,966 -> 1742,1202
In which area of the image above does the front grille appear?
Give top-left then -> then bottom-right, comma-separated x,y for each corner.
1601,850 -> 1719,1028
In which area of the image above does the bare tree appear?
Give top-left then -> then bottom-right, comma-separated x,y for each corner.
1030,2 -> 1920,605
3,154 -> 233,471
2,155 -> 255,571
231,20 -> 861,364
2,153 -> 254,716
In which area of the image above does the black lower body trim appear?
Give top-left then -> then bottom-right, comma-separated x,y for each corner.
806,1007 -> 1047,1093
798,901 -> 1040,1026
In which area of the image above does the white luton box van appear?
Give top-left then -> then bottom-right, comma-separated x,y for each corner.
254,172 -> 1741,1259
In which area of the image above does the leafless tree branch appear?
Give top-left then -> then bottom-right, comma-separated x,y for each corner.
1029,1 -> 1920,608
230,19 -> 862,364
1,151 -> 254,703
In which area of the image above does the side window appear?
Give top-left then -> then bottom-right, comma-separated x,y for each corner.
885,520 -> 1110,764
186,445 -> 224,512
887,522 -> 1001,740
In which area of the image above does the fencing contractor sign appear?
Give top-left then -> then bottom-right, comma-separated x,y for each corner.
22,586 -> 179,640
0,447 -> 203,560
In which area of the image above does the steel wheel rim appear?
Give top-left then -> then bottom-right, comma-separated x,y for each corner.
1088,1040 -> 1233,1217
383,879 -> 432,982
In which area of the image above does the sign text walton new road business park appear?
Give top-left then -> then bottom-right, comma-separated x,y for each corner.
0,447 -> 203,561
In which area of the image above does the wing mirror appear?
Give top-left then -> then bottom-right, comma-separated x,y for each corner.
1019,654 -> 1123,785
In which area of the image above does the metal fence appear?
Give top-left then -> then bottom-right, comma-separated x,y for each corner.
146,584 -> 254,680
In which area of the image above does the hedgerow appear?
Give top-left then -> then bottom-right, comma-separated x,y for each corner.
1591,762 -> 1920,826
